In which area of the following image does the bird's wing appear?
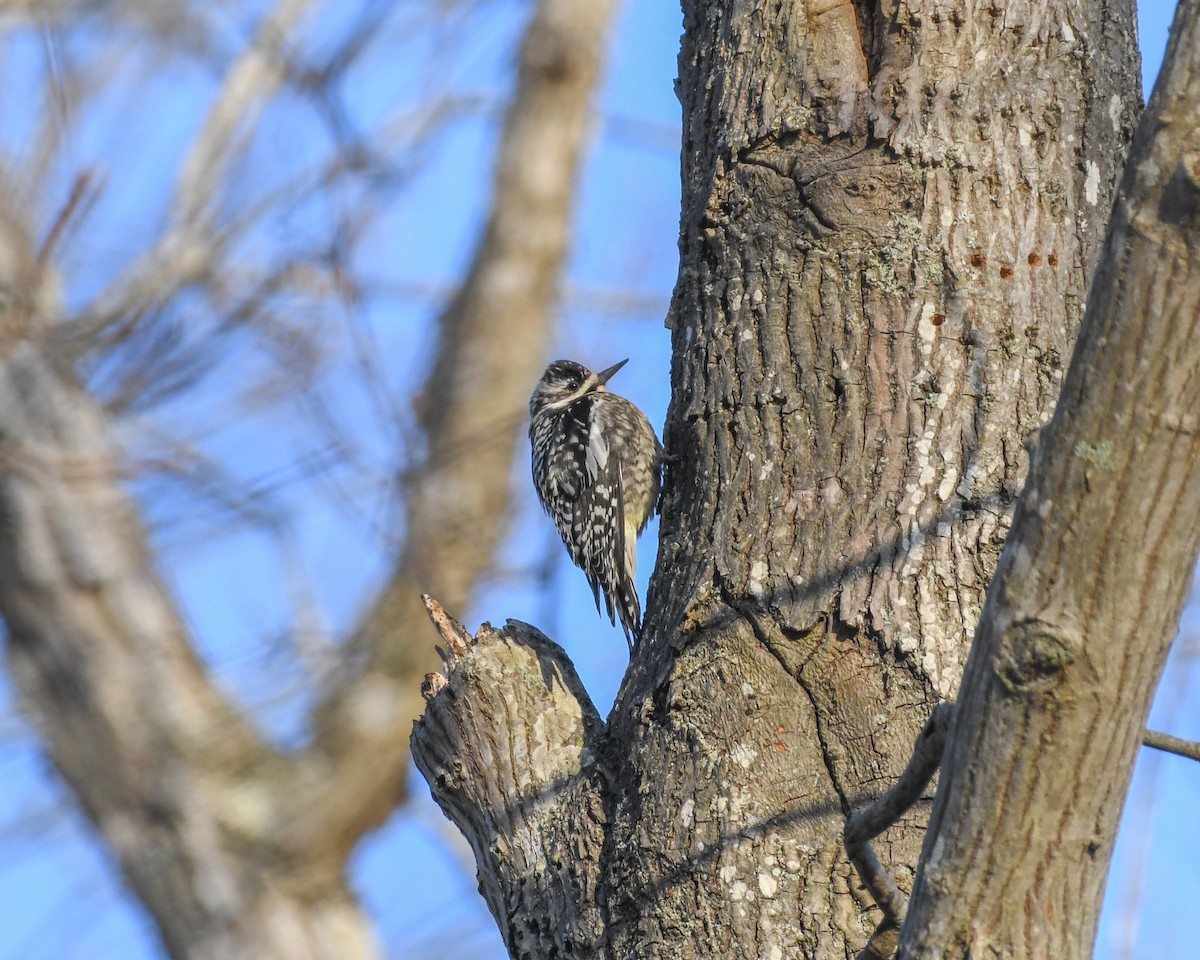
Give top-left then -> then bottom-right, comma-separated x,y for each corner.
545,398 -> 623,620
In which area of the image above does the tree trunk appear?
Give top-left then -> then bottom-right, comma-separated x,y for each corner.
413,1 -> 1147,958
903,2 -> 1200,955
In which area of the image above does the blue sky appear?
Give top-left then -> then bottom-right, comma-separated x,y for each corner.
0,4 -> 1191,960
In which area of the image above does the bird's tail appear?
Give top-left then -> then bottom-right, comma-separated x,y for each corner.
614,517 -> 641,651
614,576 -> 642,652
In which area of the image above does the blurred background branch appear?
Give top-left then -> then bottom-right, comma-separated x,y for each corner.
0,0 -> 639,957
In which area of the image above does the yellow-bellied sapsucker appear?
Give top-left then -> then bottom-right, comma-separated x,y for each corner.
529,359 -> 663,650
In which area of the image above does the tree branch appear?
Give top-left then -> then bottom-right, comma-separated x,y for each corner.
1143,729 -> 1200,763
85,0 -> 312,332
411,598 -> 608,960
0,340 -> 375,959
845,702 -> 955,957
0,0 -> 620,954
290,0 -> 621,860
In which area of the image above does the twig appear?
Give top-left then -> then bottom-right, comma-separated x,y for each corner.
85,0 -> 312,330
1142,728 -> 1200,762
422,594 -> 473,660
34,170 -> 94,276
845,702 -> 956,959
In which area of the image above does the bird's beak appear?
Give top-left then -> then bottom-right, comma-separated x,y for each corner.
595,359 -> 629,386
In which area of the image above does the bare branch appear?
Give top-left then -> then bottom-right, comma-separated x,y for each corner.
84,0 -> 312,331
293,0 -> 621,857
0,339 -> 353,958
32,170 -> 94,277
423,593 -> 473,660
1142,729 -> 1200,763
845,701 -> 955,946
0,0 -> 620,955
174,0 -> 310,224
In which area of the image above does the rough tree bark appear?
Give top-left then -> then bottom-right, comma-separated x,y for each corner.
0,0 -> 618,956
903,2 -> 1200,955
413,2 -> 1155,959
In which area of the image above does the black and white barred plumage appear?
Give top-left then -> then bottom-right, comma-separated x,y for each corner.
529,359 -> 663,650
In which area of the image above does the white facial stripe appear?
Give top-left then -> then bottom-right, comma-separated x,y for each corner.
542,373 -> 603,411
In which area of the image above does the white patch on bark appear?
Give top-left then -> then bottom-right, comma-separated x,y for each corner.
902,425 -> 940,533
758,872 -> 778,897
937,466 -> 959,502
1009,541 -> 1032,576
917,302 -> 939,343
221,781 -> 275,839
720,863 -> 738,883
1084,161 -> 1101,205
730,743 -> 758,769
924,647 -> 945,690
1109,93 -> 1122,132
957,462 -> 981,500
730,880 -> 749,901
928,834 -> 946,871
680,798 -> 695,826
1062,21 -> 1075,43
748,560 -> 767,596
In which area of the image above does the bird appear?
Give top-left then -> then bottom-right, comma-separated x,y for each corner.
529,359 -> 663,650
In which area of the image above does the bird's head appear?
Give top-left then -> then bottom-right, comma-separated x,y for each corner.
529,358 -> 628,416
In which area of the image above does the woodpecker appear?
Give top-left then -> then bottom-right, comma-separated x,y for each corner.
529,359 -> 663,650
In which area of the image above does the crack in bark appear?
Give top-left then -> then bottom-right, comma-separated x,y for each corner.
718,580 -> 854,817
792,661 -> 853,817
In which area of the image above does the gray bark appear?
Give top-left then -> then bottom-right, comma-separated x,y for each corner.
902,3 -> 1200,955
411,602 -> 609,958
414,1 -> 1155,959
